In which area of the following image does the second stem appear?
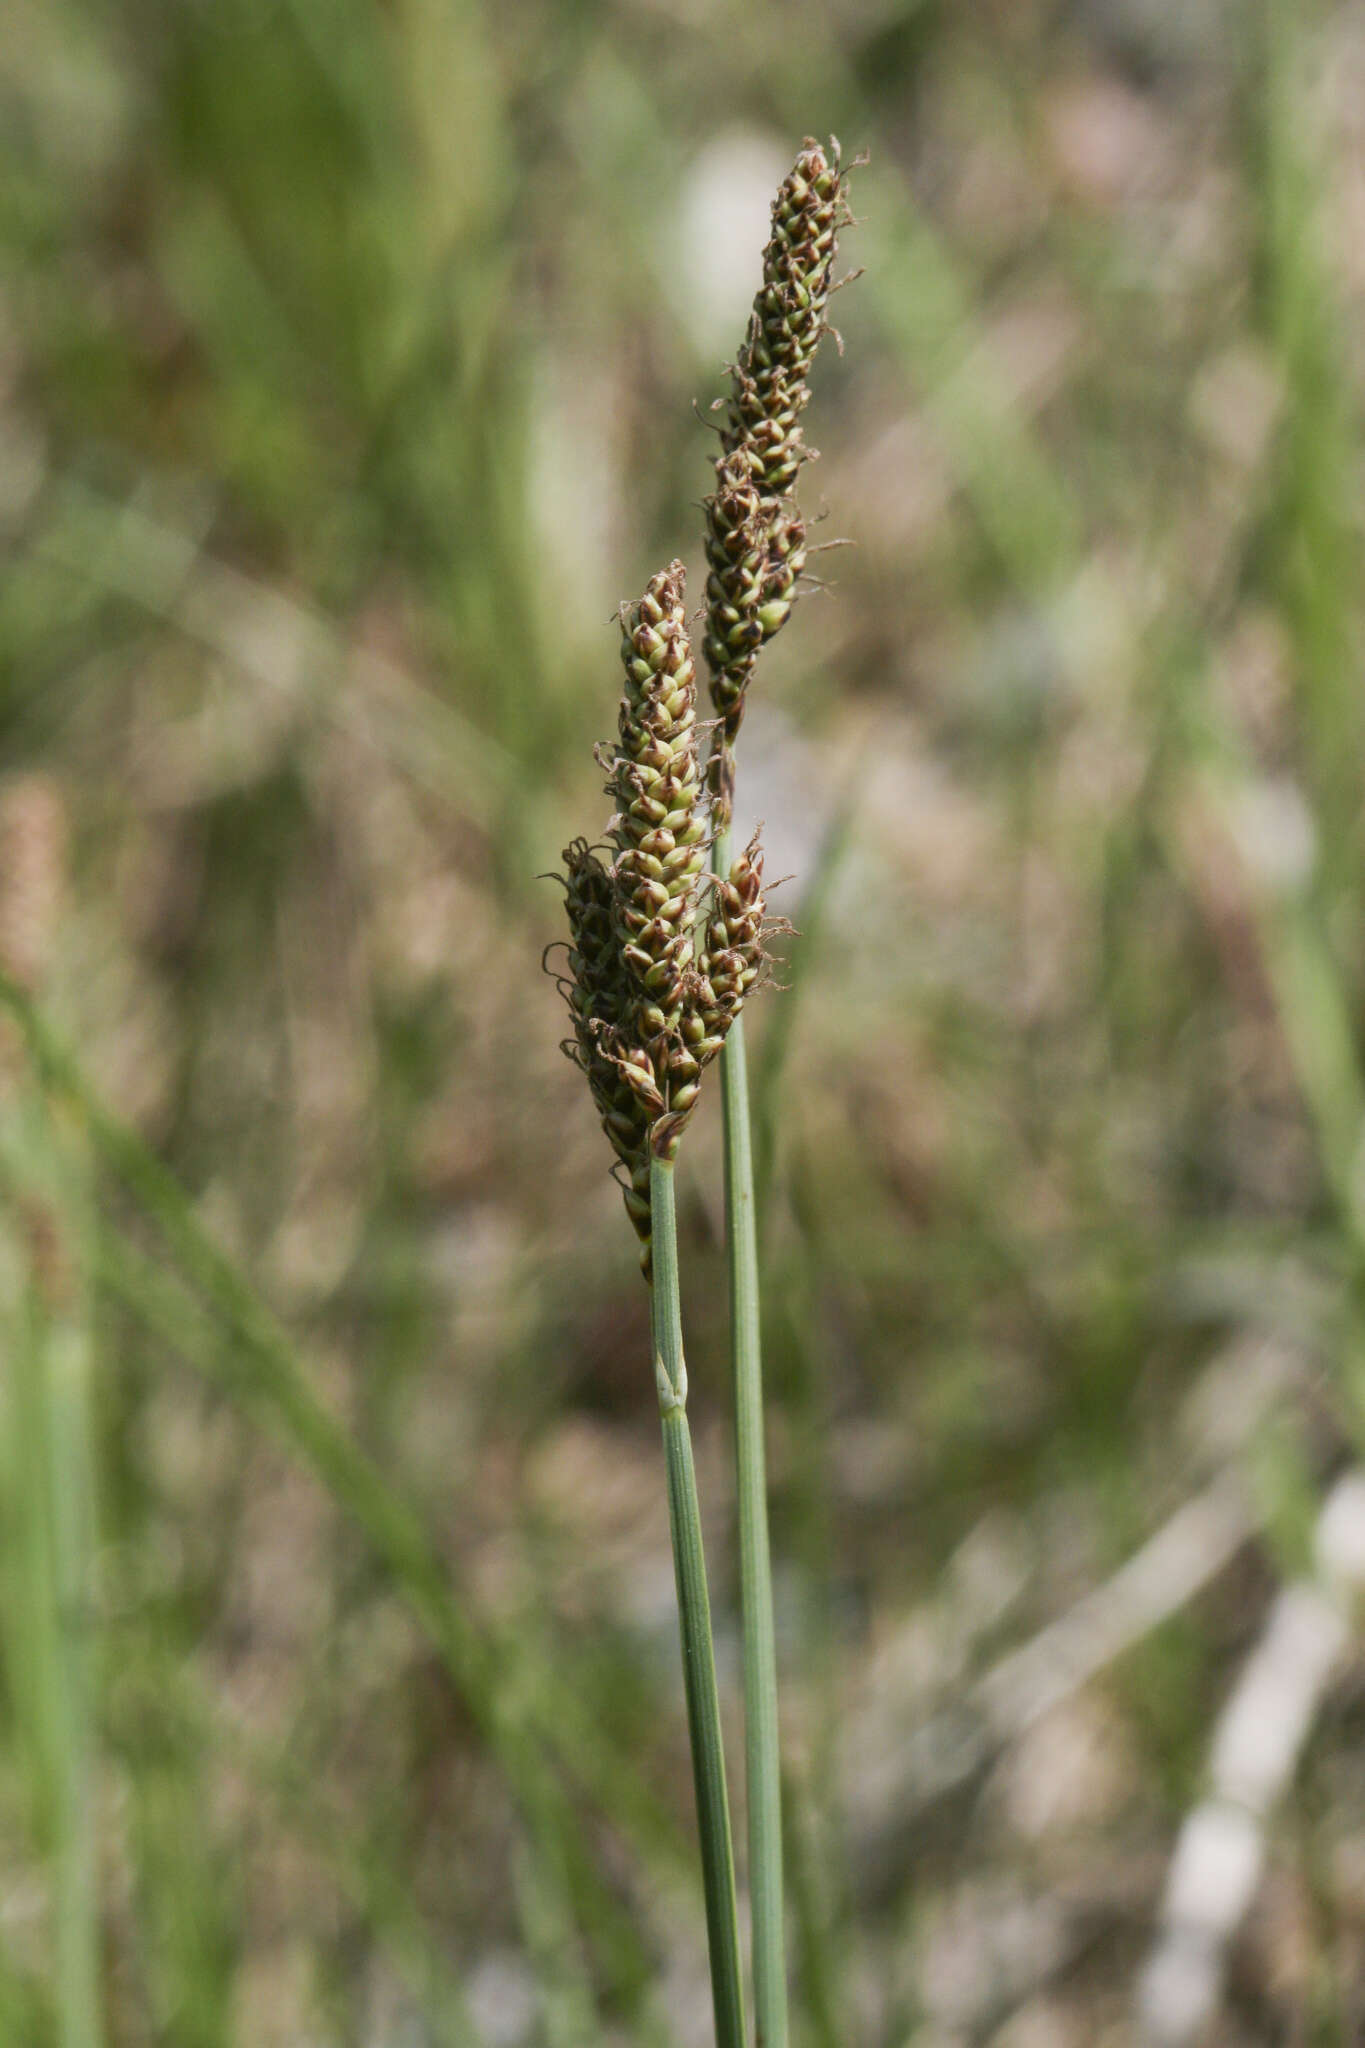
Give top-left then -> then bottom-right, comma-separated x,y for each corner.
714,820 -> 788,2048
650,1153 -> 746,2048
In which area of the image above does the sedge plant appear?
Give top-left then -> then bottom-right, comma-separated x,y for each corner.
551,140 -> 854,2047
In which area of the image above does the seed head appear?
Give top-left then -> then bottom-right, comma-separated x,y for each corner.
720,138 -> 849,499
703,452 -> 767,733
557,838 -> 655,1255
703,138 -> 853,822
552,566 -> 781,1278
696,835 -> 777,1043
608,562 -> 708,1032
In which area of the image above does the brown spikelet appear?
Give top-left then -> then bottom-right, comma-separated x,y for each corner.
557,838 -> 656,1268
703,138 -> 854,821
696,834 -> 778,1042
551,569 -> 782,1277
551,142 -> 854,1277
721,139 -> 849,500
608,562 -> 708,1036
703,452 -> 767,738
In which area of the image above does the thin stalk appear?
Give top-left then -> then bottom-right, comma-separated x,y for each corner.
713,819 -> 787,2048
649,1155 -> 745,2048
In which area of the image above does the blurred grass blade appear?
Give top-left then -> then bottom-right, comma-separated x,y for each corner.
751,774 -> 862,1223
88,1221 -> 676,2007
1262,0 -> 1360,907
114,1641 -> 486,2048
3,1099 -> 103,2048
1175,725 -> 1365,1256
862,197 -> 1079,598
29,480 -> 513,826
785,1768 -> 843,2048
0,968 -> 674,2002
43,1307 -> 102,2048
511,1832 -> 602,2048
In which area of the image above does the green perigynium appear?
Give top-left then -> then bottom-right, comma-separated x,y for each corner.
555,563 -> 774,1273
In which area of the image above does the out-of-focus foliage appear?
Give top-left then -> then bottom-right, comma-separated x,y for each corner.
4,0 -> 1365,2040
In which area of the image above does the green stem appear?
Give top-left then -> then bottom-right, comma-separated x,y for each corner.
713,821 -> 787,2048
649,1155 -> 746,2048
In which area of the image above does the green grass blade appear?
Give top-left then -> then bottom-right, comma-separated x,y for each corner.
511,1830 -> 602,2048
1261,0 -> 1360,907
650,1154 -> 746,2048
784,1770 -> 843,2048
45,1307 -> 102,2048
1172,709 -> 1365,1257
89,1218 -> 678,2002
113,1641 -> 485,2048
2,1098 -> 103,2048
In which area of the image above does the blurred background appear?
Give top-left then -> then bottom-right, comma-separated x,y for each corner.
5,0 -> 1365,2041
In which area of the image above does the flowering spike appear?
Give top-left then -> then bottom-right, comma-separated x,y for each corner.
703,452 -> 767,736
720,137 -> 848,497
555,565 -> 777,1275
608,562 -> 708,1035
697,834 -> 776,1043
558,838 -> 656,1263
551,142 -> 853,1277
703,138 -> 854,822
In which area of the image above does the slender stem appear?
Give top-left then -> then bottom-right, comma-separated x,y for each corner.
713,820 -> 788,2048
649,1155 -> 746,2048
